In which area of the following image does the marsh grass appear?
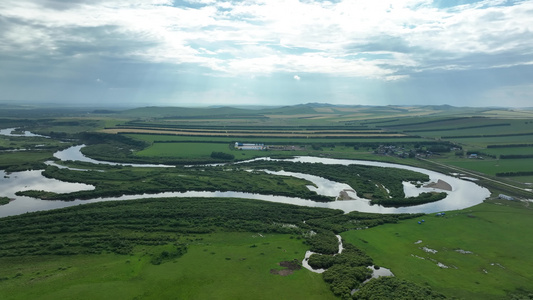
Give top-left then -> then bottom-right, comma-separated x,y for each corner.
342,202 -> 533,299
0,233 -> 335,300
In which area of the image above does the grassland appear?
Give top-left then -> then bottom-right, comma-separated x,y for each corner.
2,103 -> 533,299
0,232 -> 335,300
0,196 -> 416,299
342,201 -> 533,299
135,142 -> 234,158
444,158 -> 533,176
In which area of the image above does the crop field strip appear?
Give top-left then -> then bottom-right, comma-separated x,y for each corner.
122,134 -> 425,145
102,128 -> 409,138
108,126 -> 389,134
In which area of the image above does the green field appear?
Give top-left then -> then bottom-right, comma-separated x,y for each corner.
444,135 -> 533,148
444,158 -> 533,176
0,232 -> 334,300
482,146 -> 533,156
124,133 -> 424,145
342,202 -> 533,299
136,142 -> 234,158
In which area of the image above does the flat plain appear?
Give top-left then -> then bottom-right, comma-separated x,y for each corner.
1,104 -> 533,299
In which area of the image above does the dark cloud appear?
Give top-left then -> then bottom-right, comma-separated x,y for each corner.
38,0 -> 108,11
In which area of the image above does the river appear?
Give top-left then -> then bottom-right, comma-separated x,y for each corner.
0,145 -> 490,218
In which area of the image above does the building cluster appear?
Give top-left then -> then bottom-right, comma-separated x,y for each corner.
374,145 -> 415,158
234,142 -> 265,150
234,142 -> 304,151
498,194 -> 515,201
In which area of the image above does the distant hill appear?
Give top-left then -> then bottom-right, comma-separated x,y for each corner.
120,106 -> 263,118
119,103 -> 519,119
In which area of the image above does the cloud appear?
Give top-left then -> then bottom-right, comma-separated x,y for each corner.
294,75 -> 300,81
0,0 -> 532,107
2,0 -> 531,79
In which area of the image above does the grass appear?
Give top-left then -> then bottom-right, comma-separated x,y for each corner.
0,232 -> 334,300
0,151 -> 53,170
342,202 -> 533,299
0,136 -> 67,150
482,146 -> 533,156
446,135 -> 533,147
3,104 -> 533,299
124,133 -> 423,144
443,158 -> 533,176
0,196 -> 9,205
134,141 -> 424,164
135,142 -> 234,158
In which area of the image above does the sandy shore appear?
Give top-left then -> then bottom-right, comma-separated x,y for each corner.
424,179 -> 452,191
338,189 -> 356,200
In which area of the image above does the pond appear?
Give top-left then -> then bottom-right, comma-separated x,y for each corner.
0,145 -> 491,218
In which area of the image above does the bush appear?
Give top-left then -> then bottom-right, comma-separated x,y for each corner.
210,152 -> 235,160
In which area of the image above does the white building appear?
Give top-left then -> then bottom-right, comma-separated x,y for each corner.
234,142 -> 265,150
498,194 -> 515,201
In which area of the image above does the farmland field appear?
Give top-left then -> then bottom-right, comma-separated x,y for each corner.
482,146 -> 533,156
123,133 -> 424,145
443,158 -> 533,176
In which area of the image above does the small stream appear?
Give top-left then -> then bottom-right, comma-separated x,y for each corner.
302,235 -> 344,274
301,234 -> 394,284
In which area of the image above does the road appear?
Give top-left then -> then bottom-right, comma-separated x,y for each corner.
417,158 -> 533,197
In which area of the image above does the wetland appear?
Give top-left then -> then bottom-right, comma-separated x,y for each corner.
1,104 -> 532,299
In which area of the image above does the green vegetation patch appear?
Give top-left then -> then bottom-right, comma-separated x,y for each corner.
342,202 -> 533,299
0,233 -> 335,300
445,158 -> 533,176
0,197 -> 422,299
0,197 -> 10,206
353,277 -> 446,299
0,151 -> 53,172
18,163 -> 332,202
136,142 -> 233,158
240,160 -> 442,206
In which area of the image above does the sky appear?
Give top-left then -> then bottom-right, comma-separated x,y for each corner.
1,0 -> 532,107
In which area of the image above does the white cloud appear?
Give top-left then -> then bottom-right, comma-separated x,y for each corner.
294,75 -> 300,81
0,0 -> 532,80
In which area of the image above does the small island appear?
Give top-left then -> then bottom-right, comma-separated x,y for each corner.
0,197 -> 11,206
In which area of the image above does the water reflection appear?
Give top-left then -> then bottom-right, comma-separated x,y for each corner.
53,145 -> 174,168
263,170 -> 365,200
0,127 -> 49,138
0,170 -> 95,217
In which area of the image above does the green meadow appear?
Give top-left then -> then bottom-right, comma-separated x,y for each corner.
481,146 -> 533,156
124,133 -> 423,145
444,158 -> 533,176
0,232 -> 334,300
135,142 -> 234,158
342,202 -> 533,299
445,135 -> 533,148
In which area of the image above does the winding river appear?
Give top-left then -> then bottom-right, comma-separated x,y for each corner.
0,145 -> 490,218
